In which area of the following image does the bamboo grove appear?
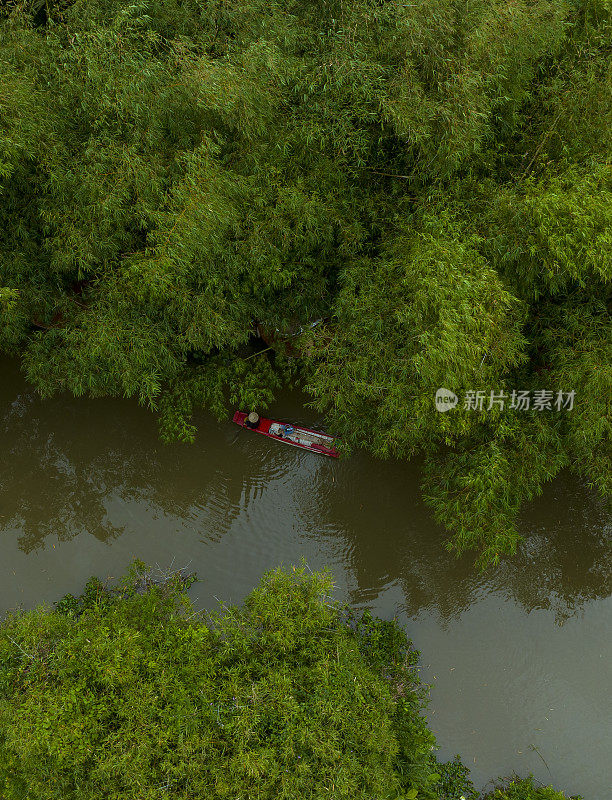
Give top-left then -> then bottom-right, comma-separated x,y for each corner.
1,0 -> 610,563
0,565 -> 581,799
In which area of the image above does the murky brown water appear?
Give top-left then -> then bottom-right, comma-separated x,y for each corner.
1,357 -> 610,798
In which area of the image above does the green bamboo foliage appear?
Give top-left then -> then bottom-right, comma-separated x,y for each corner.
0,565 -> 477,800
0,0 -> 610,562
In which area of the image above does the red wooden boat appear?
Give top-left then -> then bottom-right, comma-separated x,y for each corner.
233,411 -> 339,458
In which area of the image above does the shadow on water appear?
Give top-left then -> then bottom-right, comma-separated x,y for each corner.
1,358 -> 610,624
502,481 -> 611,622
301,451 -> 611,625
0,360 -> 274,553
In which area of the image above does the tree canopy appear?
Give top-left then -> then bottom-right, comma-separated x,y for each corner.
0,0 -> 610,563
0,564 -> 475,800
0,564 -> 581,800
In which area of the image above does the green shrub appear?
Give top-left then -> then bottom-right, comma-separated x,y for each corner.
483,776 -> 582,800
0,563 -> 474,800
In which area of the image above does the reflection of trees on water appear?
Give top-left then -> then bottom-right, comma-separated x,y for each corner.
500,486 -> 611,622
0,370 -> 250,553
310,458 -> 611,625
1,358 -> 609,619
307,456 -> 485,624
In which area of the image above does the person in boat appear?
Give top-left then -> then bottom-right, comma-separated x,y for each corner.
244,411 -> 260,430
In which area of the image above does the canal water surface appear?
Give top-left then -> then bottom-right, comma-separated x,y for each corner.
1,358 -> 610,798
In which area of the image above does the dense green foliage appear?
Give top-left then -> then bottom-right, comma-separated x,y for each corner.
0,565 -> 480,799
0,0 -> 610,562
483,777 -> 581,800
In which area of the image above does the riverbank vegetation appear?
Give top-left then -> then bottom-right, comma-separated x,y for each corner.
483,778 -> 582,800
0,0 -> 610,563
0,565 -> 580,800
